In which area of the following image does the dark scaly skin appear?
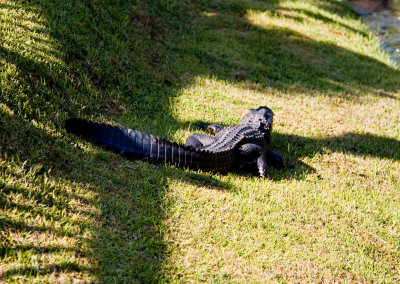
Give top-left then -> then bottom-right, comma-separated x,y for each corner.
65,106 -> 283,177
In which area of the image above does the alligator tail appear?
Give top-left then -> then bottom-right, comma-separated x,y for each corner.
65,118 -> 228,171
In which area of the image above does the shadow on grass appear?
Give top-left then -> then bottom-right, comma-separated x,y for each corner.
1,0 -> 399,281
279,6 -> 367,35
274,132 -> 400,161
0,263 -> 91,279
166,0 -> 399,98
0,111 -> 232,282
270,131 -> 400,180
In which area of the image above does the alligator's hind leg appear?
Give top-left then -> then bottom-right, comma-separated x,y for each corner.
186,133 -> 216,148
198,123 -> 224,135
204,124 -> 224,135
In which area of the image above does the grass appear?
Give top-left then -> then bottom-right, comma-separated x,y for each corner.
0,0 -> 399,282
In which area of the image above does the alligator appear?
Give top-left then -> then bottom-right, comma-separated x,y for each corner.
65,106 -> 283,178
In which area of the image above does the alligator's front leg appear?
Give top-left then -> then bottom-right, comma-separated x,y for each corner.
237,143 -> 268,178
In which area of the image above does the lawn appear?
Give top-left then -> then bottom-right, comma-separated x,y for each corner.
1,0 -> 399,282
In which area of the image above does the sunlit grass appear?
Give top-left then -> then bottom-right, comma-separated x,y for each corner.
166,75 -> 400,282
246,1 -> 391,65
1,0 -> 400,282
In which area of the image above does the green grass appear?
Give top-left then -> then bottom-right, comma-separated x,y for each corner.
1,0 -> 400,282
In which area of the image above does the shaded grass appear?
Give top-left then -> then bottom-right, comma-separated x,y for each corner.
1,0 -> 400,282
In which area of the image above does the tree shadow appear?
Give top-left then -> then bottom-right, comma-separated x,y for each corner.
0,110 -> 232,282
278,6 -> 368,35
1,0 -> 399,281
166,0 -> 399,99
315,0 -> 359,16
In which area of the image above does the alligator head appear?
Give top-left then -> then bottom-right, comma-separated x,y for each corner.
239,106 -> 273,129
239,106 -> 274,144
